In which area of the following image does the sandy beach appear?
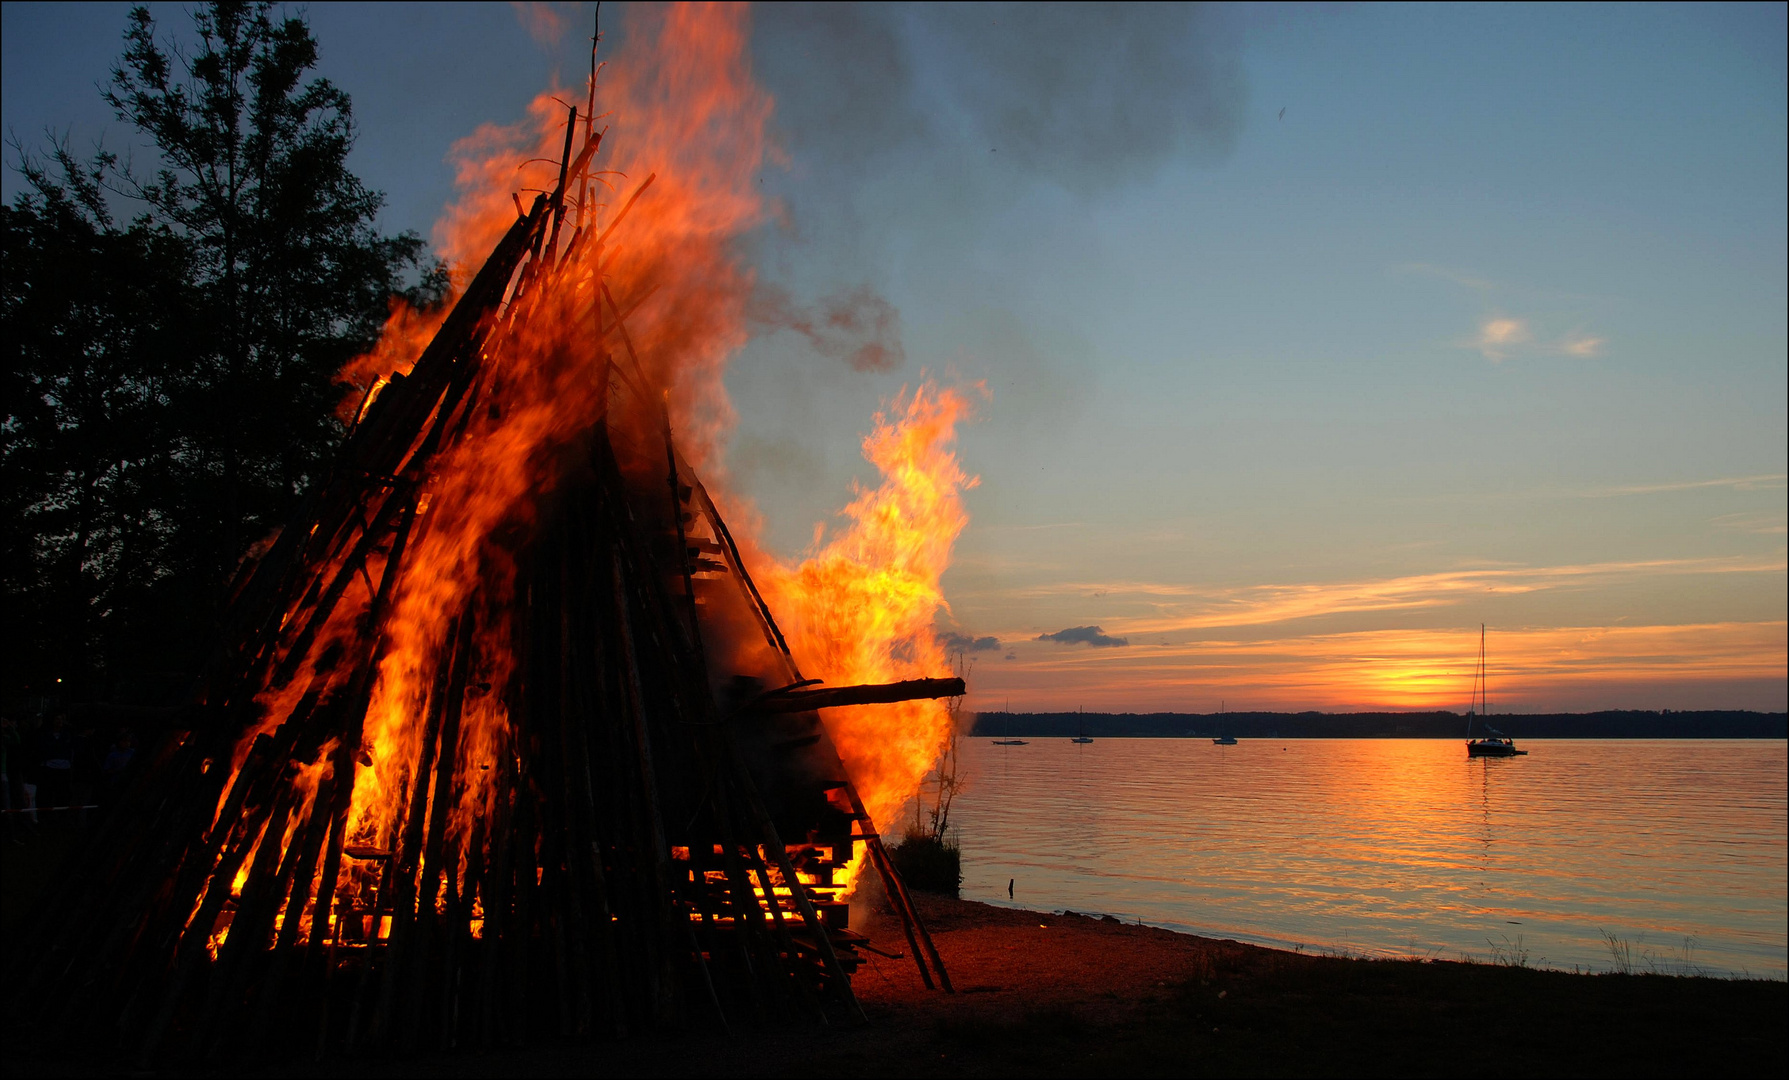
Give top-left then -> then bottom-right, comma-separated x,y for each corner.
262,891 -> 1784,1078
5,840 -> 1784,1079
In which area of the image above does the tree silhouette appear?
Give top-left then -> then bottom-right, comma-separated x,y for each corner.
3,1 -> 443,700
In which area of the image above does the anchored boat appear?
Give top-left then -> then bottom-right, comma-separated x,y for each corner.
1467,730 -> 1525,757
1465,624 -> 1527,757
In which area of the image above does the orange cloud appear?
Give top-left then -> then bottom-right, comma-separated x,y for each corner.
1558,333 -> 1605,356
1459,317 -> 1607,361
989,555 -> 1786,637
966,621 -> 1788,713
1474,316 -> 1530,360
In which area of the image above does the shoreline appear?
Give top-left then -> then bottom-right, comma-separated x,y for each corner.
283,893 -> 1783,1077
8,833 -> 1785,1077
6,867 -> 1784,1076
6,829 -> 1781,1072
235,895 -> 1789,1076
931,893 -> 1784,981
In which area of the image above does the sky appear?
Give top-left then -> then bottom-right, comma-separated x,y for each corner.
5,2 -> 1784,714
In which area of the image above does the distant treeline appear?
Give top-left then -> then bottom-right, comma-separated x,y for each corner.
969,711 -> 1788,740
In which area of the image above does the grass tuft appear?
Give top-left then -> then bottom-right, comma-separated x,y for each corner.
1487,933 -> 1531,969
1602,929 -> 1636,975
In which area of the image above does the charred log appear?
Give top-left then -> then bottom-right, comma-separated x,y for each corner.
757,678 -> 967,713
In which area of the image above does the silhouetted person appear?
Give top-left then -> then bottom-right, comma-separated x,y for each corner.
101,731 -> 137,804
72,721 -> 101,823
1008,878 -> 1014,900
34,715 -> 76,817
16,717 -> 41,825
0,715 -> 18,841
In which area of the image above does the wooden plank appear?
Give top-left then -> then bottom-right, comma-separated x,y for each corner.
759,678 -> 966,713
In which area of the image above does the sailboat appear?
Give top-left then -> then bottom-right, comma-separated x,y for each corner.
1212,699 -> 1238,744
991,699 -> 1028,745
1465,625 -> 1526,758
1070,708 -> 1093,743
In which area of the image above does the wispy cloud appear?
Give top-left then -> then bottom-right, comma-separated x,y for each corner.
1397,262 -> 1496,290
968,621 -> 1789,712
1588,474 -> 1787,498
1558,333 -> 1605,357
1472,316 -> 1531,361
1712,511 -> 1789,535
1357,473 -> 1788,506
1460,316 -> 1606,362
997,555 -> 1786,636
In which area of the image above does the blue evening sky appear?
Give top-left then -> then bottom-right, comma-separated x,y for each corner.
5,3 -> 1783,711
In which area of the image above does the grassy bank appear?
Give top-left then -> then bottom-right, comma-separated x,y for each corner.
1,815 -> 83,935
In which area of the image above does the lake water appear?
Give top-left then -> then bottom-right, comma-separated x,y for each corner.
940,739 -> 1787,978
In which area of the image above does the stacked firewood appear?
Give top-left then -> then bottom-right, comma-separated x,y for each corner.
4,105 -> 956,1065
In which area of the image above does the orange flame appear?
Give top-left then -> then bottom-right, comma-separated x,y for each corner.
757,382 -> 982,831
335,1 -> 774,897
336,297 -> 451,424
224,3 -> 977,926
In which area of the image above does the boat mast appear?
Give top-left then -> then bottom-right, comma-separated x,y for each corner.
1467,624 -> 1486,739
1481,624 -> 1489,719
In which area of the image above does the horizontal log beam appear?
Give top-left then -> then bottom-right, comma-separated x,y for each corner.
758,678 -> 965,713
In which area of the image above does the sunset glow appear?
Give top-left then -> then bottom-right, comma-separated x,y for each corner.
9,2 -> 1779,718
3,5 -> 1782,1069
967,621 -> 1787,713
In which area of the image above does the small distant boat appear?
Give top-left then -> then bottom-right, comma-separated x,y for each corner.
1212,700 -> 1238,745
1070,735 -> 1093,744
991,708 -> 1027,745
1465,625 -> 1527,758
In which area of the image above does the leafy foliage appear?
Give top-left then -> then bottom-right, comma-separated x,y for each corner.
2,2 -> 442,700
887,648 -> 967,894
888,827 -> 962,896
2,149 -> 197,693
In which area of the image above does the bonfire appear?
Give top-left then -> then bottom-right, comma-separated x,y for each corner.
5,8 -> 975,1062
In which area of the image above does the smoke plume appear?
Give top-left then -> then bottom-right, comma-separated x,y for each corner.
751,282 -> 905,372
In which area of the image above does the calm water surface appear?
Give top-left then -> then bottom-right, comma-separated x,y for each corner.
943,739 -> 1786,978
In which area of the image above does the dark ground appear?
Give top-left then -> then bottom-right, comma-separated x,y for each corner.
5,822 -> 1784,1077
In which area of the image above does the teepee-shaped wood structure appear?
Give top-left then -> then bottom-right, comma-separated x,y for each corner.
5,100 -> 957,1065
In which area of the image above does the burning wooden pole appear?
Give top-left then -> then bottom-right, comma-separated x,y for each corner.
4,59 -> 961,1067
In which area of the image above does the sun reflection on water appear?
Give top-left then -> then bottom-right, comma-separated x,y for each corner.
947,738 -> 1787,977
